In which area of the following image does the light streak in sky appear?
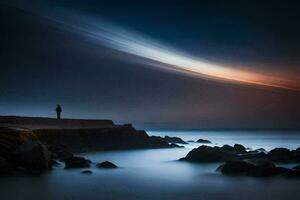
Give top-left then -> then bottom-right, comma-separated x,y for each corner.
16,4 -> 300,91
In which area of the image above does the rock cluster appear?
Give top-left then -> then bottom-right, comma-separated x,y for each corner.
182,144 -> 300,178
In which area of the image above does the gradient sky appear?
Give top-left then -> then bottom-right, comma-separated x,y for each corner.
1,0 -> 300,129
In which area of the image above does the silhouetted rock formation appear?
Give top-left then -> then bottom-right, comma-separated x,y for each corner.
293,165 -> 300,170
196,139 -> 212,144
163,136 -> 187,144
286,169 -> 300,178
0,117 -> 179,175
97,161 -> 117,168
64,156 -> 91,169
15,140 -> 52,170
0,116 -> 114,129
181,145 -> 245,162
267,148 -> 292,162
0,127 -> 52,174
217,159 -> 293,177
36,127 -> 173,153
234,144 -> 246,153
81,170 -> 92,174
182,144 -> 300,164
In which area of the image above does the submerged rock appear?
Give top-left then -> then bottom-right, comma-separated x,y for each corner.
169,143 -> 184,148
64,156 -> 91,169
196,139 -> 212,144
163,136 -> 187,144
97,161 -> 118,169
81,170 -> 92,174
217,159 -> 291,177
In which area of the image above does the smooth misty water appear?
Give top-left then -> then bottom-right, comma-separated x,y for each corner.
1,130 -> 300,200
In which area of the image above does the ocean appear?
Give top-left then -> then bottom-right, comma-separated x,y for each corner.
1,130 -> 300,200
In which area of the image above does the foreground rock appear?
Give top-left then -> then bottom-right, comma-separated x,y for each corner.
197,139 -> 212,144
182,144 -> 300,164
0,156 -> 13,175
163,136 -> 187,144
81,170 -> 92,174
181,145 -> 238,162
64,156 -> 91,169
97,161 -> 118,169
217,159 -> 292,177
0,127 -> 52,174
15,140 -> 52,170
293,165 -> 300,170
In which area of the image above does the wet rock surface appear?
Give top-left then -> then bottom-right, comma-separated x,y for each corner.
196,139 -> 212,144
97,161 -> 118,169
163,136 -> 187,144
64,156 -> 91,169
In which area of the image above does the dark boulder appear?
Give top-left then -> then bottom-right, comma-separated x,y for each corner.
293,165 -> 300,170
0,156 -> 14,175
217,160 -> 255,174
217,159 -> 291,177
97,161 -> 118,169
64,156 -> 91,169
15,140 -> 52,170
164,136 -> 187,144
182,145 -> 238,162
285,170 -> 300,178
196,139 -> 212,144
81,170 -> 92,174
267,148 -> 292,162
291,148 -> 300,161
234,144 -> 246,153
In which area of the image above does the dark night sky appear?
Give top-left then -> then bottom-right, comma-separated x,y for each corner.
1,0 -> 300,129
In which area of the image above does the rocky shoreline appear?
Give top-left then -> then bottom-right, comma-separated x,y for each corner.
0,116 -> 185,175
181,144 -> 300,178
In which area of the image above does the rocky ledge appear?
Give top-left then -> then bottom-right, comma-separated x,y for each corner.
0,117 -> 180,175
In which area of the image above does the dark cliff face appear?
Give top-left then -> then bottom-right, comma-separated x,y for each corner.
34,126 -> 171,153
0,119 -> 174,174
0,116 -> 174,167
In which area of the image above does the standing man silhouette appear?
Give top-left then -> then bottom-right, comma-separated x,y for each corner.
56,104 -> 62,119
